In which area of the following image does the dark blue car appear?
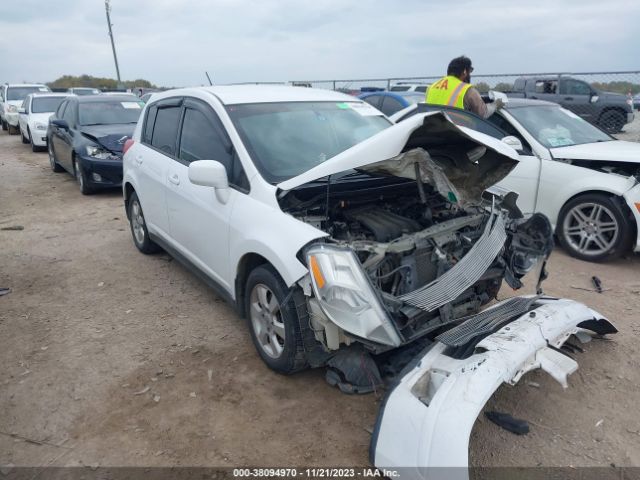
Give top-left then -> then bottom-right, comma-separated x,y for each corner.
358,91 -> 425,117
47,95 -> 143,194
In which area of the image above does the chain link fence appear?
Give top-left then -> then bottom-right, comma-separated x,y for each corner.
284,71 -> 640,141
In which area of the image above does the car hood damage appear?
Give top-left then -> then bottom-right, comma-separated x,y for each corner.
279,111 -> 519,207
370,297 -> 617,479
80,124 -> 136,154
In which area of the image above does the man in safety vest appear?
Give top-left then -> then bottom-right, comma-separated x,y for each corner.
426,56 -> 503,119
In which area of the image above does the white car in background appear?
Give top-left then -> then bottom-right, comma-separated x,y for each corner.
0,83 -> 50,134
392,98 -> 640,262
389,83 -> 430,93
18,93 -> 70,151
122,85 -> 616,475
66,87 -> 101,96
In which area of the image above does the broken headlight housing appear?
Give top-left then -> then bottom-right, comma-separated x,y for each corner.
86,145 -> 113,160
306,244 -> 402,347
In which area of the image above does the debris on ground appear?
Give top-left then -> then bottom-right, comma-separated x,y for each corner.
207,369 -> 213,382
527,381 -> 540,388
153,395 -> 160,403
485,411 -> 530,435
595,419 -> 604,427
0,288 -> 11,297
133,386 -> 150,395
1,225 -> 24,231
592,276 -> 603,293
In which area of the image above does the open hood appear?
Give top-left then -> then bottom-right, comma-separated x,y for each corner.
277,111 -> 519,206
551,140 -> 640,164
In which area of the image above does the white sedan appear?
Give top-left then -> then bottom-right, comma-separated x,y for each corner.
18,93 -> 70,151
392,98 -> 640,262
122,85 -> 615,474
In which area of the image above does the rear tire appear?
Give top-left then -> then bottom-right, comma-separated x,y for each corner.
245,265 -> 308,374
127,191 -> 161,254
598,110 -> 625,134
1,119 -> 7,131
557,193 -> 632,262
48,141 -> 64,172
8,124 -> 17,135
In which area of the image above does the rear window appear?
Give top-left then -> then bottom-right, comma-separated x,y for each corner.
79,100 -> 143,126
8,86 -> 48,101
150,106 -> 181,156
31,97 -> 66,114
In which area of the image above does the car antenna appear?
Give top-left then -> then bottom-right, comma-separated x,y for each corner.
205,72 -> 213,86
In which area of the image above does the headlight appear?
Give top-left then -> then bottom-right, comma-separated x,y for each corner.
35,123 -> 47,130
85,145 -> 112,159
307,244 -> 402,347
7,105 -> 17,113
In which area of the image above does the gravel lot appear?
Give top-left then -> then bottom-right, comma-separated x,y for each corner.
1,130 -> 639,471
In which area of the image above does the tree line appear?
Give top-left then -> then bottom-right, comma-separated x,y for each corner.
47,74 -> 157,90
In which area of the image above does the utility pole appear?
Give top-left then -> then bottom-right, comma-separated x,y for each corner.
104,0 -> 122,84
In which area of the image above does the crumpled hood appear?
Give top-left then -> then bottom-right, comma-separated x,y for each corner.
80,124 -> 135,153
551,140 -> 640,164
277,111 -> 519,206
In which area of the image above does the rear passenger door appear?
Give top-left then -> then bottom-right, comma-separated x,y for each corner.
165,97 -> 245,291
135,97 -> 182,238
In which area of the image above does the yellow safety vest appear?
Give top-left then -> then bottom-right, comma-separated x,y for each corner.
425,75 -> 472,109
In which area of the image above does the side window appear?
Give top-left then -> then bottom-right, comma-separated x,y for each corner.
56,100 -> 67,119
62,102 -> 75,125
561,79 -> 591,96
362,95 -> 382,109
178,101 -> 249,191
142,105 -> 158,144
151,106 -> 181,156
380,96 -> 404,116
535,80 -> 557,94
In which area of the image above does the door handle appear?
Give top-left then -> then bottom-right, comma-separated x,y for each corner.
134,155 -> 143,165
168,174 -> 180,185
564,97 -> 574,101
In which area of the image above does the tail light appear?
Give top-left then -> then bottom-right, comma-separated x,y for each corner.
123,138 -> 134,155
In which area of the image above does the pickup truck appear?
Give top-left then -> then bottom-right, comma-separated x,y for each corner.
506,76 -> 634,133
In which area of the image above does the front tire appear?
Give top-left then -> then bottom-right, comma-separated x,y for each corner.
245,265 -> 308,374
598,110 -> 625,133
1,119 -> 7,131
8,124 -> 17,135
557,193 -> 632,262
127,191 -> 161,254
73,156 -> 95,195
21,129 -> 29,144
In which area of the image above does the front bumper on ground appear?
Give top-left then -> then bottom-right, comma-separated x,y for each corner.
370,296 -> 616,480
79,155 -> 123,188
623,182 -> 640,252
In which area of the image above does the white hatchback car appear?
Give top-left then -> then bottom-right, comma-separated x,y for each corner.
122,85 -> 616,472
18,93 -> 70,151
1,83 -> 51,134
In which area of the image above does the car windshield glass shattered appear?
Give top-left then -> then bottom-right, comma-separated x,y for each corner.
508,105 -> 612,148
79,101 -> 143,126
8,87 -> 46,101
227,101 -> 391,183
31,97 -> 66,114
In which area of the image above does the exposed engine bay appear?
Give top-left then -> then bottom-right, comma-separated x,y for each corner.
279,148 -> 554,353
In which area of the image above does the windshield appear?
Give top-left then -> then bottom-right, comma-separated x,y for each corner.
227,101 -> 391,183
79,100 -> 143,126
32,97 -> 66,114
8,86 -> 48,101
508,105 -> 612,148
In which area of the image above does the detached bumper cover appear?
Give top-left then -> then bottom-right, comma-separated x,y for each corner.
370,297 -> 616,480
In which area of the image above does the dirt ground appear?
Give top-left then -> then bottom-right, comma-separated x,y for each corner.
1,131 -> 639,472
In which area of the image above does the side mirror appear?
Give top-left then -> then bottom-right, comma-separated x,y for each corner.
188,160 -> 230,203
502,135 -> 523,152
18,107 -> 26,114
590,94 -> 599,104
51,119 -> 69,129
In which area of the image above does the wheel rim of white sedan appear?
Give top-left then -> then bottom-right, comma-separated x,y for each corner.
131,200 -> 146,245
249,284 -> 285,359
563,202 -> 619,256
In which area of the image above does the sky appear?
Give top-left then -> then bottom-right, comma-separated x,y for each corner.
1,0 -> 638,87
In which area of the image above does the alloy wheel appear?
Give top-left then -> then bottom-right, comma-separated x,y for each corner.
562,202 -> 619,256
249,284 -> 285,359
130,200 -> 146,245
